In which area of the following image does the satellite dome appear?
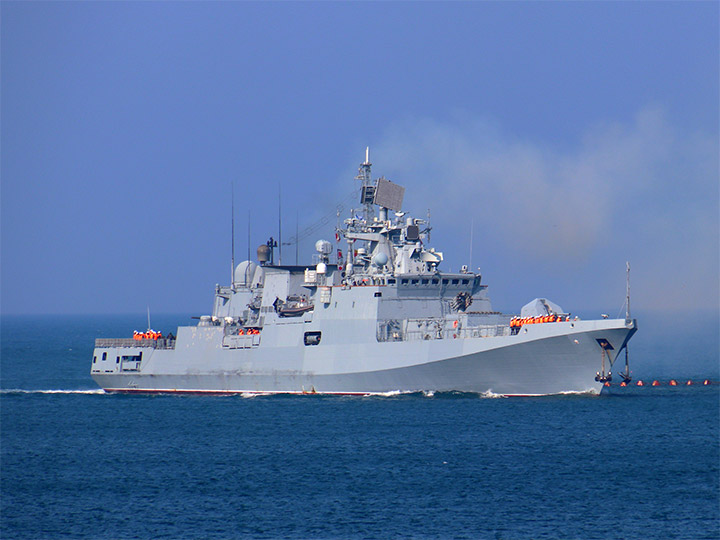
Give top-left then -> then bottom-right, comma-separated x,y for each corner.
371,252 -> 389,267
234,261 -> 258,287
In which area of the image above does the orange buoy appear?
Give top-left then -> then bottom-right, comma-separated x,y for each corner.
620,381 -> 627,387
686,380 -> 693,386
703,379 -> 711,385
604,382 -> 611,387
669,379 -> 677,386
652,380 -> 661,386
636,380 -> 644,386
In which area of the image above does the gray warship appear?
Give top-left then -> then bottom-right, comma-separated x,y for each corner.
92,150 -> 637,395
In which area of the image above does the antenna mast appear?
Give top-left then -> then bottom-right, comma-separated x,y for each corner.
626,261 -> 631,321
355,147 -> 375,222
469,218 -> 474,270
278,184 -> 283,265
427,209 -> 431,242
231,182 -> 235,287
295,210 -> 299,265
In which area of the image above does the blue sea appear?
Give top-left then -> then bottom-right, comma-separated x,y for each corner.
1,314 -> 718,539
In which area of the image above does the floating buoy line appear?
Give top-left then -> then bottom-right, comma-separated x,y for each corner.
602,379 -> 714,387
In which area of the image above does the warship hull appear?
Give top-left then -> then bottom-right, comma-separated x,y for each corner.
92,318 -> 636,396
91,151 -> 638,396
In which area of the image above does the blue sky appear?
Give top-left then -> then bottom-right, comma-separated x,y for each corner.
2,1 -> 718,315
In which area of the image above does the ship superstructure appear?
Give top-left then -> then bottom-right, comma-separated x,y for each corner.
91,151 -> 636,395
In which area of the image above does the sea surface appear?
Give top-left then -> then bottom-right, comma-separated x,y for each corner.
1,314 -> 718,539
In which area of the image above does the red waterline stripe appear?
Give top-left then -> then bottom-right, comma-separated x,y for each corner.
104,388 -> 372,396
104,388 -> 579,398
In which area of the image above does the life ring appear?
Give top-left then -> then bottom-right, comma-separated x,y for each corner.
453,320 -> 458,328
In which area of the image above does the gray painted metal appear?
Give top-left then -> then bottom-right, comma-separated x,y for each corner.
91,153 -> 637,396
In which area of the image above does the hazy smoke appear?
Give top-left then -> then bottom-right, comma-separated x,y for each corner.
370,107 -> 718,310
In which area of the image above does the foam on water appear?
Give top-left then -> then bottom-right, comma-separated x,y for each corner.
557,388 -> 599,396
365,390 -> 411,397
479,389 -> 507,399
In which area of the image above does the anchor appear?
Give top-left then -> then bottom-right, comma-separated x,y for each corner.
618,346 -> 632,384
595,338 -> 614,383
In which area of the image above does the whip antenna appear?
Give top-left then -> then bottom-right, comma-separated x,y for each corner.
278,184 -> 282,265
231,182 -> 235,287
626,261 -> 631,321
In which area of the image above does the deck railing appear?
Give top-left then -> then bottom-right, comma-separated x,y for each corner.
94,338 -> 176,349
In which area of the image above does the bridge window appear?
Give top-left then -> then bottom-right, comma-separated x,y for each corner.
451,279 -> 459,285
462,279 -> 469,285
421,279 -> 429,285
102,352 -> 107,361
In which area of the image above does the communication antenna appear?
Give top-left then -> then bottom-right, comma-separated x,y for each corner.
469,217 -> 474,271
231,181 -> 235,287
247,210 -> 251,262
147,305 -> 151,332
427,209 -> 431,242
626,261 -> 631,321
295,210 -> 299,265
278,184 -> 283,265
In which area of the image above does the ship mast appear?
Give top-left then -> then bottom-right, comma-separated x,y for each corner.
620,261 -> 632,383
231,181 -> 235,288
356,147 -> 375,222
626,261 -> 631,321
